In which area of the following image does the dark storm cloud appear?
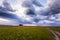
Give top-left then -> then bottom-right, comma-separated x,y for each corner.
33,0 -> 43,6
22,0 -> 43,17
26,9 -> 36,16
22,0 -> 42,7
0,2 -> 20,20
41,0 -> 60,16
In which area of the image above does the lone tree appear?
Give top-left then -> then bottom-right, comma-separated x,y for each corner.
19,24 -> 23,26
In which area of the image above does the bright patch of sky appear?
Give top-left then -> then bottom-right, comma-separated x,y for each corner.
39,0 -> 47,6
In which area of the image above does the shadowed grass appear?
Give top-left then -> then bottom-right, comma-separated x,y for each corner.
50,27 -> 60,32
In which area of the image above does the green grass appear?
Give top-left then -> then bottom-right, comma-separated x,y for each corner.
50,27 -> 60,32
0,26 -> 52,40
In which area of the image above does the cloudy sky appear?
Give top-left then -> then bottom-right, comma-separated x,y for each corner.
0,0 -> 60,26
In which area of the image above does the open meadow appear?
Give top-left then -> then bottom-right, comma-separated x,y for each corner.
0,26 -> 58,40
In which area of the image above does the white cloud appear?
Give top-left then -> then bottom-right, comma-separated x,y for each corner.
0,18 -> 18,25
44,20 -> 54,23
37,15 -> 47,19
48,15 -> 56,20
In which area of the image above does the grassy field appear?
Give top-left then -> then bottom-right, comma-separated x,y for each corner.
50,27 -> 60,32
0,26 -> 53,40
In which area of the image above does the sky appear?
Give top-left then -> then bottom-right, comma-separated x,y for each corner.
0,0 -> 60,26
